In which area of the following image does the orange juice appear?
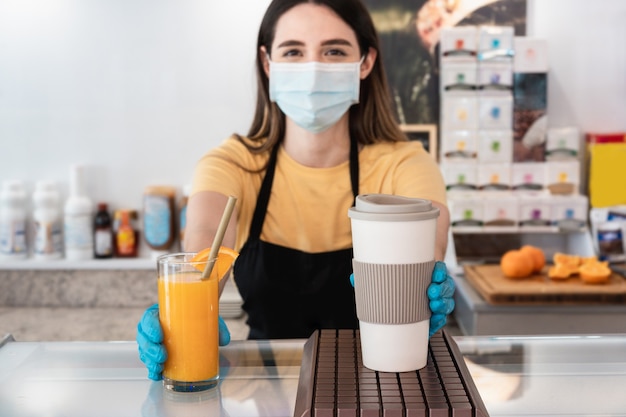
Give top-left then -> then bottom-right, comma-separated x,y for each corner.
158,272 -> 218,383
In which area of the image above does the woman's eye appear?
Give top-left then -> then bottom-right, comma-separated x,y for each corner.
325,48 -> 347,57
281,49 -> 302,58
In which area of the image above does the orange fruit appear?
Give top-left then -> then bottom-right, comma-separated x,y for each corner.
553,252 -> 581,268
190,246 -> 239,280
550,252 -> 582,280
520,245 -> 545,273
548,264 -> 574,280
579,260 -> 611,284
500,249 -> 534,279
580,256 -> 600,266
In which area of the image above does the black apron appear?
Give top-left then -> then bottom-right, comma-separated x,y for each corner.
233,138 -> 360,339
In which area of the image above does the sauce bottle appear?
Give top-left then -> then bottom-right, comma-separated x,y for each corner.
114,209 -> 139,257
93,203 -> 113,259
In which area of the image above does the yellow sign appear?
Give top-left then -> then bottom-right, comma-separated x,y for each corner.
589,143 -> 626,207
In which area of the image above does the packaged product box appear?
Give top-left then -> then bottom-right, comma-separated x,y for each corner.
440,26 -> 478,61
518,196 -> 552,229
477,130 -> 513,163
448,194 -> 484,229
442,162 -> 478,191
477,26 -> 514,61
550,194 -> 588,231
477,162 -> 511,191
477,61 -> 513,91
513,73 -> 547,162
545,160 -> 580,195
589,206 -> 626,261
585,132 -> 626,144
441,130 -> 478,162
441,94 -> 479,131
514,37 -> 548,73
511,162 -> 546,192
441,62 -> 478,93
478,92 -> 513,130
546,127 -> 581,161
482,194 -> 519,230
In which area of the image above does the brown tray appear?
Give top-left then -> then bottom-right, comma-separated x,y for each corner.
294,329 -> 489,417
464,264 -> 626,305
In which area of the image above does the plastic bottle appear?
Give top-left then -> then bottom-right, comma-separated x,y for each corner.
0,180 -> 28,260
32,181 -> 63,260
179,185 -> 191,251
93,202 -> 113,259
114,209 -> 139,258
143,185 -> 176,258
64,164 -> 94,260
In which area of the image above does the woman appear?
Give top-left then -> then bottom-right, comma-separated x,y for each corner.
138,0 -> 454,380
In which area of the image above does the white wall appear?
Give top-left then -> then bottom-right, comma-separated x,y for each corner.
1,0 -> 625,212
0,0 -> 272,210
527,0 -> 626,130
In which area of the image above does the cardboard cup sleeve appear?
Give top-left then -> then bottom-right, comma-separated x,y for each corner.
352,259 -> 435,325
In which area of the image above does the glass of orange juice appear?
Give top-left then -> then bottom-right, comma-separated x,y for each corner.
157,251 -> 230,392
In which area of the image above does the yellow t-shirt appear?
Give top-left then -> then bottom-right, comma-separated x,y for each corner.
192,136 -> 447,253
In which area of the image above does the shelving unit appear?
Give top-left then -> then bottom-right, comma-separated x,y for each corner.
0,258 -> 155,271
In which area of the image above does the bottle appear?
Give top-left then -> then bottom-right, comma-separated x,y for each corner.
179,185 -> 191,251
93,202 -> 113,259
64,164 -> 94,260
143,186 -> 176,259
114,209 -> 139,258
32,181 -> 63,260
0,180 -> 28,260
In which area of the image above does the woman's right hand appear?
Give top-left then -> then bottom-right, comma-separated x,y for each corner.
136,304 -> 167,381
136,304 -> 232,381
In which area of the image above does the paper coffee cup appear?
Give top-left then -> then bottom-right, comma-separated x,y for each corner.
348,194 -> 439,372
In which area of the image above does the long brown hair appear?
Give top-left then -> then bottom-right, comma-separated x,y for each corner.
236,0 -> 407,155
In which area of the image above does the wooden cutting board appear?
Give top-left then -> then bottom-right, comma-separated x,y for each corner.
463,264 -> 626,305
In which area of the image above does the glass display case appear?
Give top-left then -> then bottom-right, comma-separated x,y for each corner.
1,332 -> 625,416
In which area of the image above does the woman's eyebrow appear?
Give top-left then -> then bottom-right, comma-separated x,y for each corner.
275,38 -> 354,48
276,40 -> 305,48
321,38 -> 353,47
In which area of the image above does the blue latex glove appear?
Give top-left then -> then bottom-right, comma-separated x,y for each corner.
136,303 -> 231,381
427,261 -> 456,338
349,261 -> 455,338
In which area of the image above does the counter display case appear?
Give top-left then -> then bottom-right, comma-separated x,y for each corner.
446,227 -> 626,336
1,332 -> 625,416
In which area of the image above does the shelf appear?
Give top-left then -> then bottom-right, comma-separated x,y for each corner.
451,226 -> 589,234
0,258 -> 155,271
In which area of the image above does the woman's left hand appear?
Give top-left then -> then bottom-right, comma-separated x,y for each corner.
427,261 -> 455,338
349,260 -> 456,338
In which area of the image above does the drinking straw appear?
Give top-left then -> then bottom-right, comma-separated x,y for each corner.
201,195 -> 237,280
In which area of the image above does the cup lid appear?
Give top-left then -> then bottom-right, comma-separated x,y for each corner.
348,194 -> 440,222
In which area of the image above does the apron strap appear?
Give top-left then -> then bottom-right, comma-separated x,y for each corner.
248,137 -> 360,240
248,144 -> 279,241
349,135 -> 359,206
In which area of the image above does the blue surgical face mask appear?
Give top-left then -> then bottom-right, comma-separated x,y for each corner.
268,58 -> 363,133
